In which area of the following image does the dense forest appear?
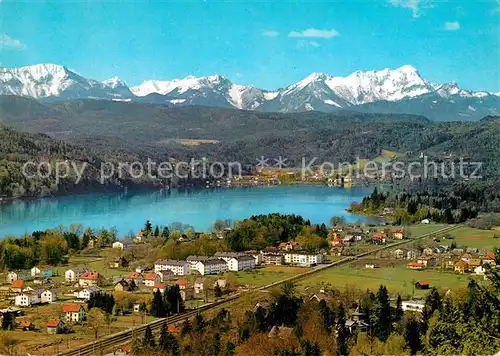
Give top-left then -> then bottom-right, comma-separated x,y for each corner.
1,95 -> 499,201
131,250 -> 500,355
350,180 -> 500,224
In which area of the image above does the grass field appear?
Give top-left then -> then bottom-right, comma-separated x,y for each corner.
439,226 -> 500,249
229,266 -> 311,287
406,223 -> 449,236
297,263 -> 478,299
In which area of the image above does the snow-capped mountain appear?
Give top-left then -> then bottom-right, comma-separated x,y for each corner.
0,64 -> 134,100
0,63 -> 498,121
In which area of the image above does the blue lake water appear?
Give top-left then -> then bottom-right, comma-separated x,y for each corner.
0,185 -> 377,238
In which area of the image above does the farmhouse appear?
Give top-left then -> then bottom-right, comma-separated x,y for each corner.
194,278 -> 206,294
154,260 -> 191,276
454,260 -> 468,274
47,320 -> 65,334
109,256 -> 129,269
79,272 -> 101,287
114,280 -> 131,292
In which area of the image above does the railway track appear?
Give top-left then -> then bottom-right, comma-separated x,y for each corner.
59,224 -> 457,355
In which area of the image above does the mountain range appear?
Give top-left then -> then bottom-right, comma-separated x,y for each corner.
1,63 -> 499,121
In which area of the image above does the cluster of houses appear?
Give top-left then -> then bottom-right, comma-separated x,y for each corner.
330,227 -> 406,255
403,246 -> 496,276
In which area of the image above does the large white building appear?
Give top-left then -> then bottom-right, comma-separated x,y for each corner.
227,255 -> 256,271
155,260 -> 191,276
186,256 -> 210,271
15,293 -> 40,307
284,252 -> 323,267
401,300 -> 425,313
195,259 -> 228,275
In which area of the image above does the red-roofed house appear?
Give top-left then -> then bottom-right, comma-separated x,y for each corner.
79,272 -> 101,287
62,304 -> 86,322
176,279 -> 188,290
372,233 -> 387,243
11,280 -> 24,293
392,229 -> 404,240
47,319 -> 65,334
407,262 -> 424,270
153,283 -> 166,293
143,272 -> 161,287
415,280 -> 430,289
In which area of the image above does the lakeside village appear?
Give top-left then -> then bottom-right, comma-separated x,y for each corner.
0,214 -> 498,354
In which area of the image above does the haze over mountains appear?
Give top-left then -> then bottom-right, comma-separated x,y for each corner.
1,63 -> 499,121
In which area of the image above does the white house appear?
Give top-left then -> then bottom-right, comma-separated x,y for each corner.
143,272 -> 161,287
15,293 -> 40,307
31,265 -> 53,278
62,304 -> 86,322
6,270 -> 29,283
40,289 -> 57,303
154,260 -> 191,276
227,255 -> 256,271
112,241 -> 124,250
195,259 -> 228,275
284,252 -> 323,267
474,265 -> 486,275
65,267 -> 94,283
401,300 -> 425,313
76,286 -> 101,300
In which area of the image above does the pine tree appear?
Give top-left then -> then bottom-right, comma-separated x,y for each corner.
144,220 -> 153,236
336,303 -> 349,356
142,325 -> 156,348
370,285 -> 392,342
151,289 -> 165,318
180,319 -> 192,337
154,225 -> 160,237
395,294 -> 404,321
158,322 -> 180,355
214,282 -> 223,298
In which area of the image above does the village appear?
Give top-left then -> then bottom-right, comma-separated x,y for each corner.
0,221 -> 497,354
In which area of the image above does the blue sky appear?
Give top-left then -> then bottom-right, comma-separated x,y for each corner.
1,0 -> 499,91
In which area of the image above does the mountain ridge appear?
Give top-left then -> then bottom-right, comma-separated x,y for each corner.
1,63 -> 498,121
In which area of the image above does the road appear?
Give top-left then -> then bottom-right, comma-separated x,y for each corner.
59,224 -> 457,355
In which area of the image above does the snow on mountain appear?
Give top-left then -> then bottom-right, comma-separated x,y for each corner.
0,63 -> 498,121
324,65 -> 434,104
0,64 -> 132,100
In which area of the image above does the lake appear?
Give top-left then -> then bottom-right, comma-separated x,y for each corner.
0,185 -> 377,238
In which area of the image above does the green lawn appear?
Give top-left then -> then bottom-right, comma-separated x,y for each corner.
406,223 -> 449,236
229,266 -> 310,287
440,226 -> 500,250
298,264 -> 479,299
